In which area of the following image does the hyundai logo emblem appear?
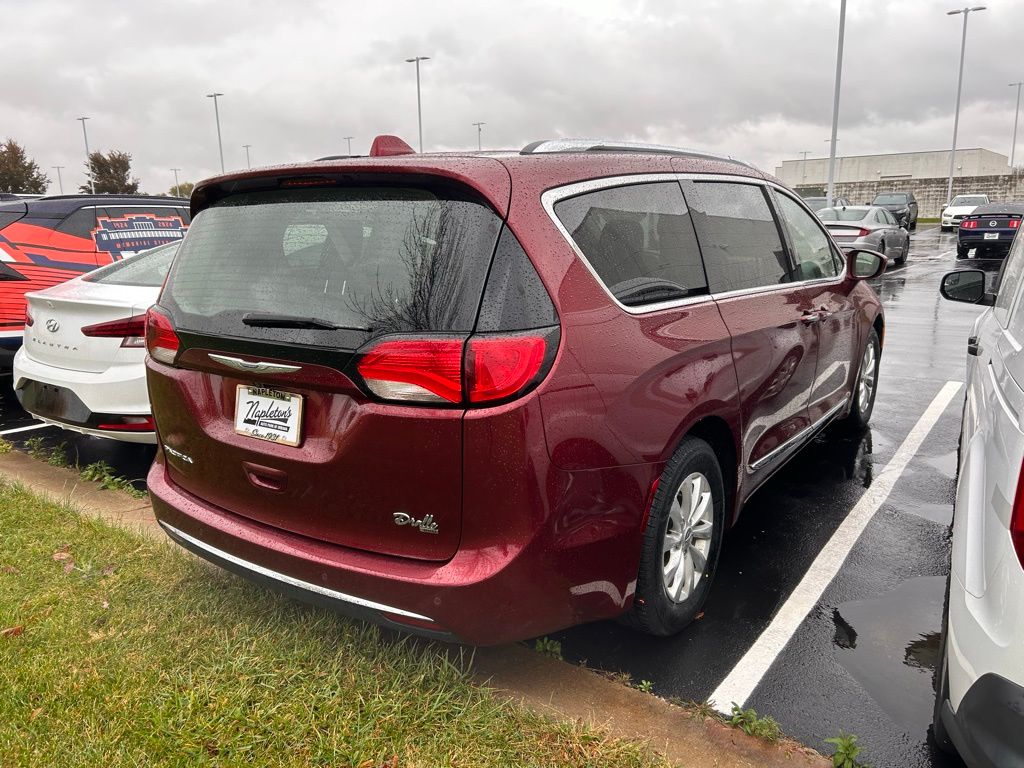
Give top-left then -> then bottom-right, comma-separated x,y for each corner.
45,318 -> 60,333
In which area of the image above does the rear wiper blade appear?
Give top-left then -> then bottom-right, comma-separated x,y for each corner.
242,312 -> 370,332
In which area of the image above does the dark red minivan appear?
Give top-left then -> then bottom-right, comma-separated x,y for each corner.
146,138 -> 886,644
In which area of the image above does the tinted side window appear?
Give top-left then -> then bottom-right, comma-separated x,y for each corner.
684,181 -> 789,293
54,207 -> 97,239
553,182 -> 707,307
995,226 -> 1024,327
774,193 -> 839,280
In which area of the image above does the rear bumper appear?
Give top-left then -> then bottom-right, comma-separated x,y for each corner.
13,349 -> 155,443
147,453 -> 637,645
958,233 -> 1014,251
941,673 -> 1024,768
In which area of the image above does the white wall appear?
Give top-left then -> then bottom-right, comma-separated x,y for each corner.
775,148 -> 1009,186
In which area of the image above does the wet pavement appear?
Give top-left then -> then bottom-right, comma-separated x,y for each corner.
0,227 -> 997,766
551,226 -> 986,767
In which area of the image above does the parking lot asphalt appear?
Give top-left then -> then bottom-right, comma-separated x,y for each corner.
0,227 -> 989,767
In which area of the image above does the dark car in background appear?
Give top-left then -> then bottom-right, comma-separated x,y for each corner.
870,191 -> 918,230
0,194 -> 189,370
956,202 -> 1024,259
145,136 -> 886,645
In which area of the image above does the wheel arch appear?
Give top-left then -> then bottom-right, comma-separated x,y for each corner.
684,415 -> 739,528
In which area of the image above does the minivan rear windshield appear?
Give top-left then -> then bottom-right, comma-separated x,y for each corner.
161,186 -> 502,344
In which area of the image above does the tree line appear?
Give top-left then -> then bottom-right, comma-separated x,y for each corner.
0,139 -> 192,197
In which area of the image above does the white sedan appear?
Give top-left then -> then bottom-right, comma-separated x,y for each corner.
941,194 -> 990,231
12,243 -> 178,444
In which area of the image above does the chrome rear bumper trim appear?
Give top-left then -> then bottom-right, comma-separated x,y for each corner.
158,521 -> 435,623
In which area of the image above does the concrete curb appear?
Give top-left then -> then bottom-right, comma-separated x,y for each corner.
0,450 -> 828,768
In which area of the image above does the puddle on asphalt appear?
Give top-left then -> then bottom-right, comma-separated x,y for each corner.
832,576 -> 945,737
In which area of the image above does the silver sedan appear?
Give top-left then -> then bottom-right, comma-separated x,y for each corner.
816,205 -> 910,266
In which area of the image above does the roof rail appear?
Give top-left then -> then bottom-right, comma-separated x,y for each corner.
520,139 -> 754,168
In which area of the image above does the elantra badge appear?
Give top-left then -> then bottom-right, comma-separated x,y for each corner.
393,512 -> 439,534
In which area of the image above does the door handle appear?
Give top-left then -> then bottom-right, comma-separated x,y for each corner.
801,310 -> 822,324
243,461 -> 288,492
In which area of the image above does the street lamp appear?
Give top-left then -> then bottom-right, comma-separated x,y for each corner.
825,0 -> 847,208
472,122 -> 486,151
52,166 -> 64,195
206,92 -> 225,173
77,116 -> 95,194
171,167 -> 181,196
405,56 -> 430,152
945,6 -> 986,204
242,144 -> 252,169
343,136 -> 354,156
1010,82 -> 1023,167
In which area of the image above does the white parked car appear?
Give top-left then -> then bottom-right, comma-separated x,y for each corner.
12,243 -> 178,444
935,235 -> 1024,765
941,194 -> 990,231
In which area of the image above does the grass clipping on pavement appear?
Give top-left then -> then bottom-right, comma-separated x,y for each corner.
0,481 -> 669,768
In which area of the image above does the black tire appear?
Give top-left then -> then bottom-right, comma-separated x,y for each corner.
837,327 -> 880,431
931,571 -> 956,754
956,243 -> 969,259
894,240 -> 908,266
910,218 -> 918,231
622,437 -> 726,636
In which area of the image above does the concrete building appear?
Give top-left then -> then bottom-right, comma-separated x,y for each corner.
775,148 -> 1010,188
773,148 -> 1020,217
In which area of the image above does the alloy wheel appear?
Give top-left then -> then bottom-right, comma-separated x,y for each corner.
662,472 -> 714,603
858,340 -> 877,413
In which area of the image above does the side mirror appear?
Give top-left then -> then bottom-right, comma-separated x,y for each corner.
940,269 -> 994,305
846,248 -> 887,280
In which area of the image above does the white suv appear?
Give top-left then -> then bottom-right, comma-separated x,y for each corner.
936,233 -> 1024,765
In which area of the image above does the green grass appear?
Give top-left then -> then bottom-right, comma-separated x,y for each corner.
0,481 -> 670,768
728,704 -> 782,742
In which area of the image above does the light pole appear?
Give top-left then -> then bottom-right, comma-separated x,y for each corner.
52,166 -> 64,195
946,7 -> 986,204
1010,82 -> 1023,167
826,0 -> 846,208
171,167 -> 181,196
77,116 -> 95,194
405,56 -> 430,152
343,136 -> 354,156
242,144 -> 252,169
472,122 -> 486,151
206,92 -> 225,173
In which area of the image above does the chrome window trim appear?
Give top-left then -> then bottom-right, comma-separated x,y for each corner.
158,521 -> 436,623
748,399 -> 848,471
541,173 -> 846,316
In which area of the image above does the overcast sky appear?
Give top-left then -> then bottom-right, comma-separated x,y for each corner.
6,0 -> 1024,195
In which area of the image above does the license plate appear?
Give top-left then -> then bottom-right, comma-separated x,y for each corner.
984,232 -> 1000,240
234,385 -> 303,446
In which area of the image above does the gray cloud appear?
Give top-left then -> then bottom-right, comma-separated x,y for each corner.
5,0 -> 1023,195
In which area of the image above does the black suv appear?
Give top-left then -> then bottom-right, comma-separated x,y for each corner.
870,192 -> 918,230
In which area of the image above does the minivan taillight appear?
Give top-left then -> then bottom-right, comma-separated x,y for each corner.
357,338 -> 464,404
145,307 -> 180,366
355,331 -> 555,406
82,314 -> 147,347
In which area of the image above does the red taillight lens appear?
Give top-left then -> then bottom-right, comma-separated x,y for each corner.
356,338 -> 464,403
961,220 -> 978,229
97,415 -> 155,432
82,314 -> 147,347
857,228 -> 870,237
467,336 -> 547,403
145,307 -> 180,366
1011,218 -> 1020,229
24,308 -> 33,327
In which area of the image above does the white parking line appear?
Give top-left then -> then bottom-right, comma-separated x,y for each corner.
0,422 -> 55,436
709,380 -> 963,713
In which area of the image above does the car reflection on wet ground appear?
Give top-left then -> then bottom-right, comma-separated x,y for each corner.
0,226 -> 1000,767
552,226 -> 990,768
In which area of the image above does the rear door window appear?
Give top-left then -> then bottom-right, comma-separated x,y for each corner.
552,181 -> 707,307
162,186 -> 502,344
683,181 -> 790,293
773,192 -> 840,281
